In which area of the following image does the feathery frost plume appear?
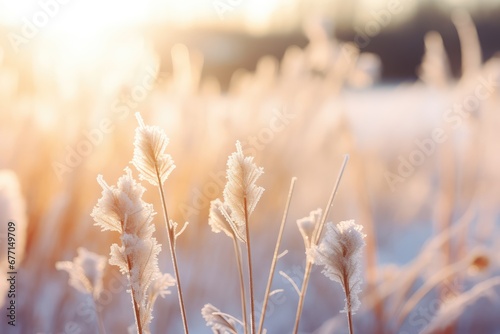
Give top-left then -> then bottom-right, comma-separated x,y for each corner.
132,112 -> 175,186
222,141 -> 264,243
297,208 -> 322,249
56,247 -> 107,300
143,273 -> 175,327
148,273 -> 175,302
202,304 -> 238,334
92,167 -> 171,333
209,198 -> 244,240
309,220 -> 366,314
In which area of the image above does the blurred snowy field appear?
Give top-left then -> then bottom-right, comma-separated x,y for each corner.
1,3 -> 500,334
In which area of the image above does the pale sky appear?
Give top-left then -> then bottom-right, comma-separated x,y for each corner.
0,0 -> 496,37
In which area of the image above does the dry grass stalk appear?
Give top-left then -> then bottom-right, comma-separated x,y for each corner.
222,141 -> 265,334
132,112 -> 189,334
257,177 -> 297,334
209,198 -> 248,334
293,155 -> 349,334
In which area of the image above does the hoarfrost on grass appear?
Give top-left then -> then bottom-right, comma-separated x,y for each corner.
92,167 -> 172,333
132,112 -> 176,186
222,141 -> 264,243
309,220 -> 366,314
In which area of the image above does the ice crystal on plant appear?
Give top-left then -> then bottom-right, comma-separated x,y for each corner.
132,112 -> 175,186
209,198 -> 245,241
202,303 -> 238,334
309,220 -> 366,314
297,208 -> 322,249
222,141 -> 264,243
92,167 -> 171,333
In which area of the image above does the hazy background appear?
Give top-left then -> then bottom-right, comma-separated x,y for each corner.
1,0 -> 500,333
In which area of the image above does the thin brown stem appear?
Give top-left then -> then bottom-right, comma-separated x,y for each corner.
244,197 -> 256,334
347,310 -> 354,334
126,255 -> 143,334
313,155 -> 350,245
232,236 -> 248,334
343,272 -> 354,334
292,260 -> 313,334
120,216 -> 143,334
257,177 -> 297,334
293,155 -> 349,333
156,171 -> 189,334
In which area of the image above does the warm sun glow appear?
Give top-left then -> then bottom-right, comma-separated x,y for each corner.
1,0 -> 500,332
240,0 -> 285,33
0,0 -> 155,68
0,0 -> 150,55
49,0 -> 149,40
1,0 -> 292,41
0,0 -> 294,64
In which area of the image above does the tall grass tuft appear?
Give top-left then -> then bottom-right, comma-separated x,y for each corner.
293,155 -> 349,333
308,220 -> 366,334
257,177 -> 297,334
91,168 -> 172,334
132,112 -> 189,334
222,141 -> 264,334
205,141 -> 264,334
208,198 -> 248,333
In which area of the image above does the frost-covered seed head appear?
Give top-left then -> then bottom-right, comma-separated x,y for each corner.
132,112 -> 175,186
222,141 -> 264,243
297,208 -> 322,249
91,168 -> 155,240
309,220 -> 366,314
56,247 -> 107,300
201,304 -> 237,334
91,168 -> 171,333
208,198 -> 247,242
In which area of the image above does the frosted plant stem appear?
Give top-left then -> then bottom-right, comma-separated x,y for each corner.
119,215 -> 143,334
347,311 -> 354,334
156,171 -> 189,334
126,254 -> 143,334
257,177 -> 297,334
293,260 -> 312,334
293,155 -> 349,334
244,198 -> 256,334
312,155 -> 350,245
232,237 -> 248,334
342,271 -> 354,334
